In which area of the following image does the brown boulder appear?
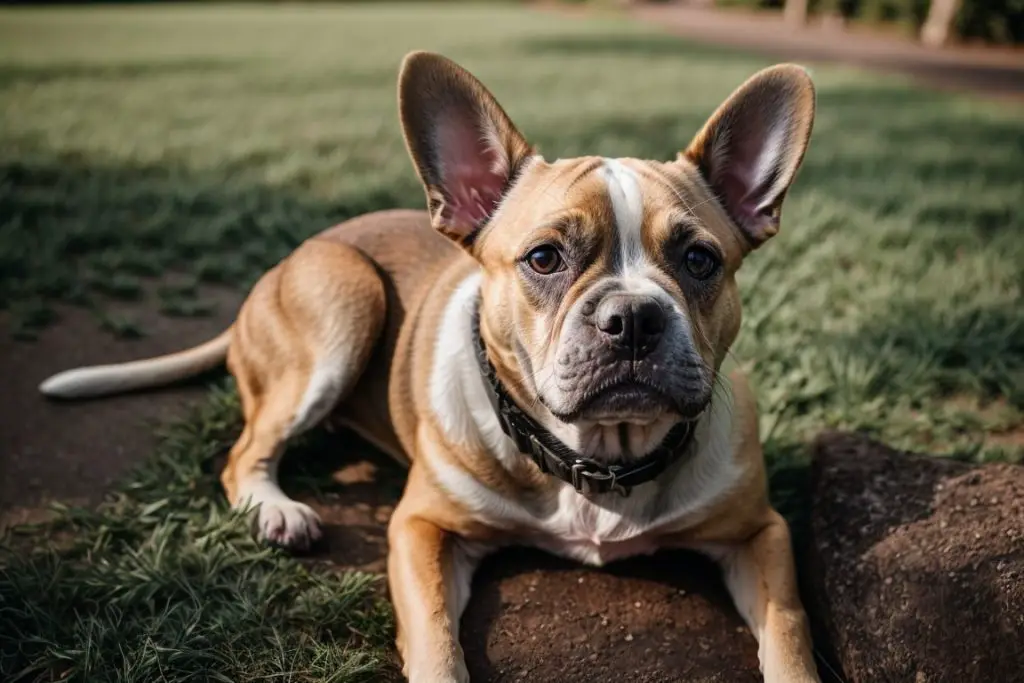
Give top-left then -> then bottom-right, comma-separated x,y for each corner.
809,432 -> 1024,683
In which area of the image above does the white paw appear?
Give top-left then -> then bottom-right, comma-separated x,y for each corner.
236,481 -> 322,551
256,498 -> 322,550
407,668 -> 469,683
404,649 -> 470,683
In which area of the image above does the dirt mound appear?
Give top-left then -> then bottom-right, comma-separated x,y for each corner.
299,454 -> 766,683
461,549 -> 761,683
809,432 -> 1024,683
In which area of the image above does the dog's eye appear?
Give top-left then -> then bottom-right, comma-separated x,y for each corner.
683,246 -> 719,280
526,246 -> 564,275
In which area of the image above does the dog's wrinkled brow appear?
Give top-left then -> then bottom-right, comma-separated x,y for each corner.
563,158 -> 604,192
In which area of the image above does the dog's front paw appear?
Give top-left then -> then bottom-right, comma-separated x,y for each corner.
236,482 -> 323,551
256,498 -> 322,550
403,652 -> 470,683
764,671 -> 819,683
759,645 -> 820,683
407,668 -> 469,683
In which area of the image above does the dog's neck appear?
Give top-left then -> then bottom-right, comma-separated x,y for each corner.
471,304 -> 698,497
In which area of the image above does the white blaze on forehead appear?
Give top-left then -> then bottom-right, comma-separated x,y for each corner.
599,159 -> 646,274
596,159 -> 687,322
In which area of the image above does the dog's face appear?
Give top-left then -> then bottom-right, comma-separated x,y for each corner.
474,156 -> 744,428
400,52 -> 815,459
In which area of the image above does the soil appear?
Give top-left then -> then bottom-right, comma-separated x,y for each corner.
287,450 -> 772,682
460,549 -> 762,683
0,288 -> 243,521
809,432 -> 1024,683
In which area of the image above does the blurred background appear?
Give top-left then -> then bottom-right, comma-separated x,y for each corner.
1,2 -> 1021,682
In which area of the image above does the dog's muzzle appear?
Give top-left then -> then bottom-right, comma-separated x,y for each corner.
472,307 -> 698,497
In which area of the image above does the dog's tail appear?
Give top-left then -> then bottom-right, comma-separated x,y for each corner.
39,328 -> 233,400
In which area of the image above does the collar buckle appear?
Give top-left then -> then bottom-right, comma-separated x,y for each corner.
570,460 -> 630,498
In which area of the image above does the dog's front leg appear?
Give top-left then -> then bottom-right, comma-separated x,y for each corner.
718,510 -> 820,683
387,496 -> 483,683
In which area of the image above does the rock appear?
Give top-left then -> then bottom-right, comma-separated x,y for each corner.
809,432 -> 1024,683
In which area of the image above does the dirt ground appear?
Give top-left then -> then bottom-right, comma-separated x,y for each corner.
459,550 -> 762,683
0,288 -> 243,522
299,459 -> 769,682
287,449 -> 776,682
810,433 -> 1024,682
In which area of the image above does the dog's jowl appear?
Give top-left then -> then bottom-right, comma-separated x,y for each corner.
41,51 -> 820,683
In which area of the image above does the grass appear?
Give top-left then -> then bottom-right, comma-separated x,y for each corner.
0,2 -> 1022,681
1,384 -> 397,682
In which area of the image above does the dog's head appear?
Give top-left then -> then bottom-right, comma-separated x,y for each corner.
399,52 -> 815,461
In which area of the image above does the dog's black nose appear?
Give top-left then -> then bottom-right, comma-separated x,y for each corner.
595,294 -> 665,359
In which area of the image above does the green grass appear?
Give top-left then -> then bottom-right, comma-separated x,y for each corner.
1,3 -> 1022,681
1,384 -> 397,682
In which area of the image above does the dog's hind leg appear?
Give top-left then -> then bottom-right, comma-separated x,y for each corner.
220,238 -> 386,550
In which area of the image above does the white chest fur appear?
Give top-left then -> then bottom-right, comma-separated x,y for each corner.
426,273 -> 743,566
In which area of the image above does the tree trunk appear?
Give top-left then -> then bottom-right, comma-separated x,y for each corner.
784,0 -> 810,26
920,0 -> 963,47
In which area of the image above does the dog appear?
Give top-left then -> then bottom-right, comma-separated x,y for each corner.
40,51 -> 820,682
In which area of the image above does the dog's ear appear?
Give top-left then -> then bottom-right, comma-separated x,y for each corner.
682,64 -> 815,249
399,51 -> 534,245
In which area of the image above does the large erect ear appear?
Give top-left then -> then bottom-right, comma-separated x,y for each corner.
682,64 -> 816,249
398,51 -> 534,245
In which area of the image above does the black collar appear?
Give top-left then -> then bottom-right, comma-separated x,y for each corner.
472,308 -> 696,497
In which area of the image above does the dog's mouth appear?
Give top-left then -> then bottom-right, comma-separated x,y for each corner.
577,383 -> 672,423
546,380 -> 696,425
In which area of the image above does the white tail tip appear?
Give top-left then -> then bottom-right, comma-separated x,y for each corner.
38,329 -> 231,400
39,367 -> 125,399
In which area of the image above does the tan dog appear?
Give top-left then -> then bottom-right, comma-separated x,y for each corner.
41,52 -> 819,682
